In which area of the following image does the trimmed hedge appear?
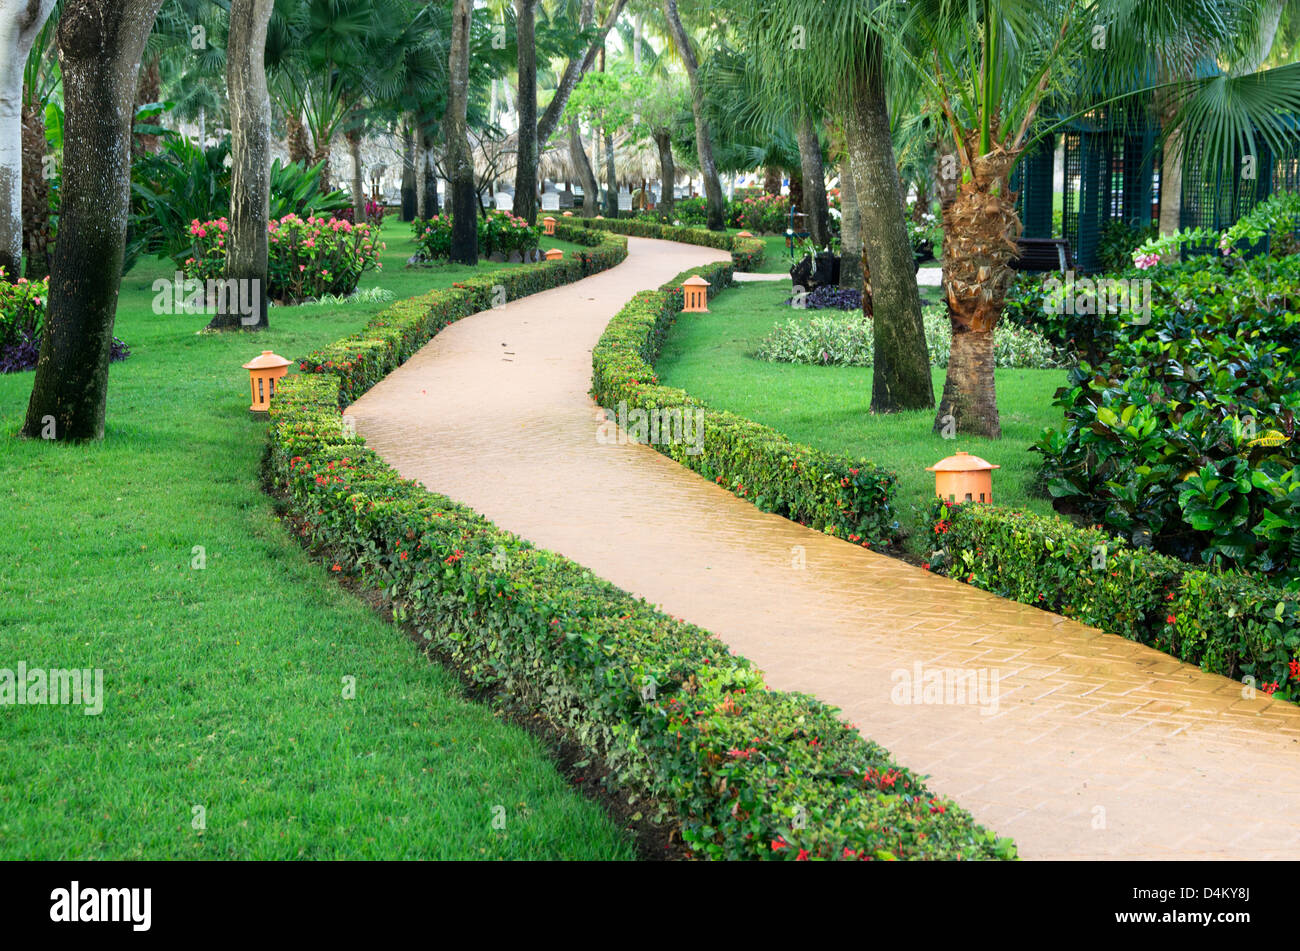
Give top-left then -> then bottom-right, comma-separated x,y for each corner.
571,216 -> 767,272
930,501 -> 1299,701
591,261 -> 901,548
265,233 -> 1012,860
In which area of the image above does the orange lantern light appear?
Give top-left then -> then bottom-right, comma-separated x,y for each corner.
595,214 -> 605,220
243,350 -> 291,414
545,248 -> 564,260
736,230 -> 754,238
543,216 -> 557,235
682,275 -> 711,313
562,211 -> 574,217
927,451 -> 999,504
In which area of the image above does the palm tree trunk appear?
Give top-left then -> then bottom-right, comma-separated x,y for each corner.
654,129 -> 675,222
21,96 -> 51,280
843,56 -> 933,413
21,0 -> 166,441
797,109 -> 830,246
347,128 -> 365,225
838,157 -> 862,289
603,129 -> 617,217
286,109 -> 311,164
0,0 -> 57,279
445,0 -> 476,264
400,121 -> 416,221
1158,93 -> 1183,237
212,0 -> 273,332
511,0 -> 538,223
133,53 -> 162,157
571,120 -> 599,216
932,134 -> 1021,438
662,0 -> 724,231
535,0 -> 626,150
936,327 -> 999,439
312,138 -> 331,194
764,166 -> 781,195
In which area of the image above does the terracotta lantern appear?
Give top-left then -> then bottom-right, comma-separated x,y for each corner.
562,211 -> 574,217
927,451 -> 999,504
243,350 -> 291,414
542,216 -> 557,236
595,214 -> 605,220
736,230 -> 754,238
545,248 -> 564,261
682,275 -> 711,313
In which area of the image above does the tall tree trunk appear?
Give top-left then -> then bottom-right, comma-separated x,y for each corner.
662,0 -> 724,230
932,131 -> 1022,438
536,0 -> 626,150
286,109 -> 311,164
212,0 -> 273,332
400,121 -> 416,221
603,129 -> 617,217
843,56 -> 933,414
764,166 -> 781,195
0,0 -> 58,279
654,129 -> 675,222
445,0 -> 476,264
21,97 -> 51,280
312,137 -> 332,194
346,126 -> 365,224
197,103 -> 206,148
571,120 -> 599,216
1158,93 -> 1184,238
512,0 -> 538,223
838,156 -> 862,289
416,120 -> 439,218
797,110 -> 830,246
22,0 -> 166,441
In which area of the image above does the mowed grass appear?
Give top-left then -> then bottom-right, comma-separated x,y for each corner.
0,230 -> 633,859
655,279 -> 1067,552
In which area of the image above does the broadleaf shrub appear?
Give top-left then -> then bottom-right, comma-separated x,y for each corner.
184,214 -> 384,304
928,500 -> 1299,699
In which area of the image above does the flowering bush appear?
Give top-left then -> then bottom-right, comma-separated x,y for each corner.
0,269 -> 129,373
411,211 -> 540,261
0,270 -> 47,347
339,200 -> 388,228
735,193 -> 791,234
183,214 -> 383,304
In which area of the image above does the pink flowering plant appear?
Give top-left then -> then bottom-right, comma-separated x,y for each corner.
183,213 -> 384,304
0,269 -> 49,346
736,193 -> 792,234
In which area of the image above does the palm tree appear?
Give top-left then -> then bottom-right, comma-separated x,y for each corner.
661,0 -> 726,230
19,0 -> 61,279
727,0 -> 935,413
446,0 -> 476,264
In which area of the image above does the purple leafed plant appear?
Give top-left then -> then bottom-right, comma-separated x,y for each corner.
791,285 -> 863,311
0,333 -> 131,374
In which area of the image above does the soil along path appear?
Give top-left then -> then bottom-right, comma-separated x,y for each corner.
348,235 -> 1300,860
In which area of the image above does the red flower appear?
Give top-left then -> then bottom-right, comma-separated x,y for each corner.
796,849 -> 810,861
1288,659 -> 1300,681
1263,681 -> 1280,695
771,837 -> 787,851
921,562 -> 930,571
1166,614 -> 1177,625
331,563 -> 342,572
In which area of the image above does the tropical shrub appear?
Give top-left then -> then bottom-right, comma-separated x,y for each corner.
734,193 -> 791,234
1033,253 -> 1300,581
183,214 -> 383,304
672,196 -> 709,227
756,307 -> 1061,369
1096,219 -> 1157,272
478,210 -> 540,257
0,270 -> 128,373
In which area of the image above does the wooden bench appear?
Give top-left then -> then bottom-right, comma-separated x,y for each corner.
1012,237 -> 1074,272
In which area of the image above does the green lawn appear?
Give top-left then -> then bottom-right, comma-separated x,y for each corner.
655,279 -> 1066,552
0,230 -> 633,859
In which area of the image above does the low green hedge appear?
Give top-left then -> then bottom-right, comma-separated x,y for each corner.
930,501 -> 1299,701
572,216 -> 766,272
265,235 -> 1012,860
299,224 -> 626,402
266,373 -> 1012,860
591,261 -> 901,548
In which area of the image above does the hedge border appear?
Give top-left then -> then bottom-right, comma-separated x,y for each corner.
930,500 -> 1299,700
568,216 -> 767,272
264,225 -> 1012,861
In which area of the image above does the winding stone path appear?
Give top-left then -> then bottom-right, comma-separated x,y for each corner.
348,236 -> 1300,860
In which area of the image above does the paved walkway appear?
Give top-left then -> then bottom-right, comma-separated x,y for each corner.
349,236 -> 1300,860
